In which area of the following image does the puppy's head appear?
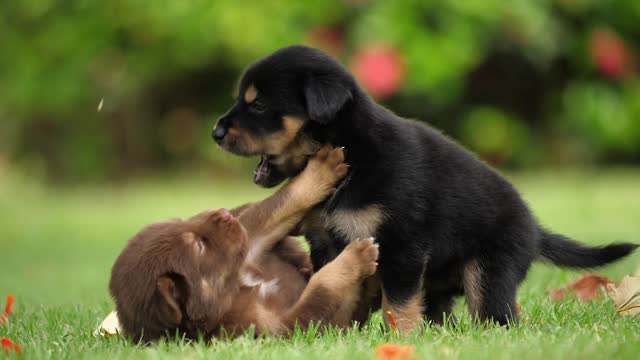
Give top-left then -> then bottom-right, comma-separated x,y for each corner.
213,45 -> 355,187
109,209 -> 247,342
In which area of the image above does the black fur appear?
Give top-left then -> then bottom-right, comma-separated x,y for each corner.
213,45 -> 637,326
539,230 -> 638,268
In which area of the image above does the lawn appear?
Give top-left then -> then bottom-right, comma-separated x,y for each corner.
1,168 -> 639,359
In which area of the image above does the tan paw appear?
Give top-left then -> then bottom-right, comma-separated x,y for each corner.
343,237 -> 379,277
305,145 -> 349,186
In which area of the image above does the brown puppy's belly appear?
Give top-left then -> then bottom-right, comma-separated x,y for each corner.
256,254 -> 308,310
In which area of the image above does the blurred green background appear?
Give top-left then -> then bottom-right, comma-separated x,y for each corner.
0,2 -> 639,358
1,0 -> 640,182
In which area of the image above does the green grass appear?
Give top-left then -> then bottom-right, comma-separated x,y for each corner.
1,168 -> 639,359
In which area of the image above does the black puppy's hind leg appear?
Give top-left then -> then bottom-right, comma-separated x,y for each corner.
424,290 -> 457,326
380,255 -> 426,334
464,255 -> 530,326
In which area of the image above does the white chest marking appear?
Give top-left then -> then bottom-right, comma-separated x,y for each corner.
326,205 -> 387,242
240,272 -> 280,298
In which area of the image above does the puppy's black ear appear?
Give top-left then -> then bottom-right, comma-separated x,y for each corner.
155,274 -> 189,327
304,74 -> 352,124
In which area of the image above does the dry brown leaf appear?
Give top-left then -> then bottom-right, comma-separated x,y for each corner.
607,275 -> 640,316
547,273 -> 614,302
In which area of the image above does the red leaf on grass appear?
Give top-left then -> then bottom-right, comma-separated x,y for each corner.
547,273 -> 614,302
1,294 -> 14,325
385,311 -> 398,331
375,343 -> 415,360
1,337 -> 23,356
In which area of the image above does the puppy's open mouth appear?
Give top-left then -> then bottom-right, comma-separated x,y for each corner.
254,156 -> 272,185
254,156 -> 287,188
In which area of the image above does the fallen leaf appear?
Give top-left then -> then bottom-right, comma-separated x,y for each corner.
515,302 -> 522,315
1,337 -> 22,356
547,273 -> 614,302
97,98 -> 104,112
96,311 -> 121,337
607,275 -> 640,316
385,311 -> 397,331
1,294 -> 14,326
375,343 -> 415,360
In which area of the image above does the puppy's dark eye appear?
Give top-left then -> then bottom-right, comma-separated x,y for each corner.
250,100 -> 267,114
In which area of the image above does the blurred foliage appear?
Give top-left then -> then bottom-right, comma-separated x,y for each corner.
0,0 -> 639,181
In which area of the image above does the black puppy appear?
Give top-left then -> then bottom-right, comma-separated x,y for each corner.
212,45 -> 637,332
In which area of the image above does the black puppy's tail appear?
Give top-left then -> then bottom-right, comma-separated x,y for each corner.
539,229 -> 637,268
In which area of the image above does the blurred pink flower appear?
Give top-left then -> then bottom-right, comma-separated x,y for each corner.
351,44 -> 406,99
590,28 -> 631,80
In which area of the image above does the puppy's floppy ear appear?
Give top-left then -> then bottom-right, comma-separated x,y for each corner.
155,274 -> 189,327
304,73 -> 352,124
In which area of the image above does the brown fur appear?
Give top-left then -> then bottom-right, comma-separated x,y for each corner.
261,116 -> 305,155
351,275 -> 383,326
463,259 -> 483,317
110,146 -> 377,342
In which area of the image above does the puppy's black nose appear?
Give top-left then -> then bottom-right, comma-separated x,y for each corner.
212,126 -> 227,142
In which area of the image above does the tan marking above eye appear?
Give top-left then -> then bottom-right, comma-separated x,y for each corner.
244,84 -> 258,104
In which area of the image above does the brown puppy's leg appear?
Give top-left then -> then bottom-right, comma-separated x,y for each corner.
272,236 -> 313,280
280,238 -> 379,331
239,145 -> 347,258
229,203 -> 254,217
351,275 -> 382,327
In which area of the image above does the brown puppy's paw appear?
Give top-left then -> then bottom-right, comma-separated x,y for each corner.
306,145 -> 348,186
343,237 -> 379,277
292,145 -> 348,204
299,267 -> 313,282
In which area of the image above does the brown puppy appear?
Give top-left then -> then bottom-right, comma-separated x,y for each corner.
109,146 -> 379,342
